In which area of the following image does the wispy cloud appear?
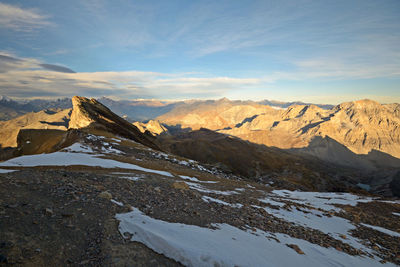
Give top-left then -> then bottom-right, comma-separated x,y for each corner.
0,2 -> 52,31
39,64 -> 76,73
264,57 -> 400,83
0,52 -> 40,73
0,53 -> 261,99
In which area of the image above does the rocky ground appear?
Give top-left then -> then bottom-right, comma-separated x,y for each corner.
0,135 -> 399,266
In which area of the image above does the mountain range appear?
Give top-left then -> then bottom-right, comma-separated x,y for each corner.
0,95 -> 334,122
1,95 -> 399,196
0,95 -> 399,266
153,98 -> 400,167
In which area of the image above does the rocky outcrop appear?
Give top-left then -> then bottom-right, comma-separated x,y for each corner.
68,96 -> 160,150
132,120 -> 168,136
0,109 -> 71,148
16,128 -> 82,156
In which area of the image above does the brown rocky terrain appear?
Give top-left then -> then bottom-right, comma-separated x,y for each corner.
0,109 -> 71,148
157,98 -> 279,131
158,128 -> 362,191
0,95 -> 399,266
219,99 -> 400,160
0,132 -> 399,266
156,98 -> 400,162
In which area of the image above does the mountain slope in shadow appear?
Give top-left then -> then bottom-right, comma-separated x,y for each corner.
290,135 -> 400,171
158,128 -> 400,196
158,128 -> 371,192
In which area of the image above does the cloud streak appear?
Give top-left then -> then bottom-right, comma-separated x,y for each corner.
0,53 -> 261,99
0,2 -> 51,31
39,64 -> 76,73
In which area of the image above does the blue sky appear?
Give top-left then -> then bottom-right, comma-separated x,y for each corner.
0,0 -> 399,103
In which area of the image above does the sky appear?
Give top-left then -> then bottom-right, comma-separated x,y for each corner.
0,0 -> 399,104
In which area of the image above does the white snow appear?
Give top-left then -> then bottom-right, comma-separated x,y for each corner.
260,203 -> 367,250
178,160 -> 190,166
101,145 -> 123,154
0,169 -> 16,173
179,175 -> 218,184
77,140 -> 123,154
120,176 -> 143,181
0,149 -> 173,178
184,182 -> 239,196
196,165 -> 208,172
271,190 -> 375,211
111,199 -> 124,206
257,190 -> 390,253
202,196 -> 243,208
360,223 -> 400,237
393,212 -> 400,216
86,134 -> 104,141
258,198 -> 285,207
64,143 -> 94,153
116,208 -> 395,267
112,172 -> 144,181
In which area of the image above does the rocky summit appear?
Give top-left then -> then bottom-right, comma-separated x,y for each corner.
69,96 -> 160,150
0,96 -> 399,266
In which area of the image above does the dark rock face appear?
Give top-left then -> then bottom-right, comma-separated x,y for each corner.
390,172 -> 400,197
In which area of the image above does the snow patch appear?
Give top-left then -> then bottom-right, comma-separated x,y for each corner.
271,190 -> 375,212
0,169 -> 16,173
179,175 -> 218,184
111,199 -> 124,206
64,143 -> 94,153
0,151 -> 173,177
258,190 -> 386,253
120,176 -> 143,181
101,145 -> 123,154
202,196 -> 243,208
185,182 -> 238,196
116,208 -> 394,267
258,198 -> 285,207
